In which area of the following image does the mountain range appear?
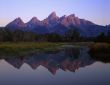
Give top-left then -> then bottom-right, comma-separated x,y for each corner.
6,12 -> 109,37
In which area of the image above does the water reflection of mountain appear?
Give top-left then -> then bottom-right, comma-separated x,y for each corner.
0,47 -> 95,75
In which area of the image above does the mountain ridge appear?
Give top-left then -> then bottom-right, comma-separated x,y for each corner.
6,12 -> 109,37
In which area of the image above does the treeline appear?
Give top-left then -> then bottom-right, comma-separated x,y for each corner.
0,27 -> 80,42
0,27 -> 109,42
94,33 -> 110,42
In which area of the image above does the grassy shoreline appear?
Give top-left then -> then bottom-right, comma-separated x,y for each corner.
0,42 -> 70,56
0,42 -> 90,56
89,43 -> 110,59
0,42 -> 109,56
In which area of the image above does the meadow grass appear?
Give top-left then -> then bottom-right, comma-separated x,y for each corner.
0,42 -> 65,56
0,42 -> 110,57
89,42 -> 110,53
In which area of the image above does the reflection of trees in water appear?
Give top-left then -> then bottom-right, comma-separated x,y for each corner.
64,48 -> 80,61
89,47 -> 110,63
0,47 -> 109,74
89,53 -> 110,63
91,56 -> 110,63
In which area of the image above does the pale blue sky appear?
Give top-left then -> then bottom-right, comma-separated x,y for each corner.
0,0 -> 110,26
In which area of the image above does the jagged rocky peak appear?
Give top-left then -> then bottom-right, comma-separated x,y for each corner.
6,17 -> 26,28
59,14 -> 78,26
60,15 -> 66,20
47,11 -> 59,20
67,14 -> 76,21
28,17 -> 40,24
13,17 -> 24,24
26,17 -> 41,28
43,12 -> 59,26
68,14 -> 75,17
48,12 -> 57,18
66,14 -> 76,20
30,17 -> 39,22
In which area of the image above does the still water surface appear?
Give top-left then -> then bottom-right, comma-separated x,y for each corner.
0,47 -> 110,85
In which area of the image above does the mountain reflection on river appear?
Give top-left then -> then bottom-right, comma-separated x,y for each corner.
0,47 -> 110,85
